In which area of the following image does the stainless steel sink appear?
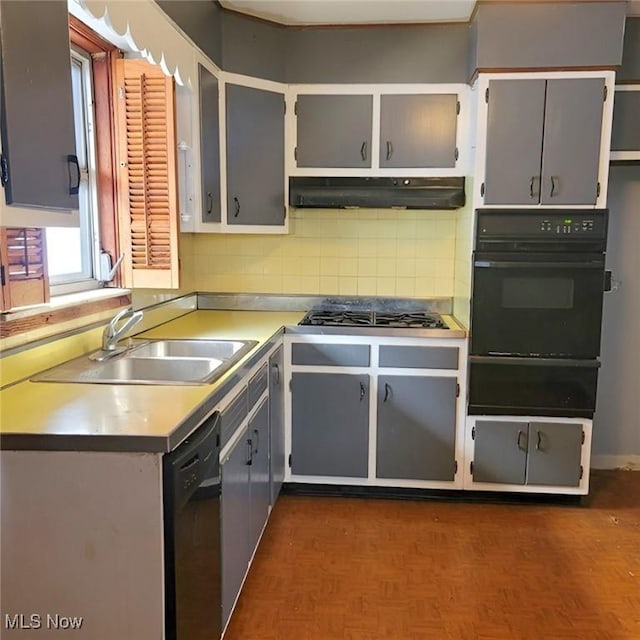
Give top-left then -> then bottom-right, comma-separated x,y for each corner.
32,339 -> 258,385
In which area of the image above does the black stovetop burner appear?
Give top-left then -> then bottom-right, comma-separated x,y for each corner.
299,310 -> 448,329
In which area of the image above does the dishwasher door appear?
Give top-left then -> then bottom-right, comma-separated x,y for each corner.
163,412 -> 221,640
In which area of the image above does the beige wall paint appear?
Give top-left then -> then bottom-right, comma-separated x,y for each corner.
184,208 -> 460,298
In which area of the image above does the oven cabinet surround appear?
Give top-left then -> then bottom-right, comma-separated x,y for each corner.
610,85 -> 640,162
474,71 -> 615,209
286,85 -> 470,177
463,416 -> 593,495
284,335 -> 467,489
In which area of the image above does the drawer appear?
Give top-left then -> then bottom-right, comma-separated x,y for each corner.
291,343 -> 370,367
379,345 -> 459,370
220,387 -> 248,447
248,363 -> 268,409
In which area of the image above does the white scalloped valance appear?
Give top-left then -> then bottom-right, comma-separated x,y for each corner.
69,0 -> 196,88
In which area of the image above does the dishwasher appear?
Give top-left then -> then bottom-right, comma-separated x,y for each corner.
163,411 -> 221,640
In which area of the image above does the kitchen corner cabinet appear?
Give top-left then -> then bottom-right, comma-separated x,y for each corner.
479,74 -> 613,207
199,64 -> 221,223
0,0 -> 78,210
610,86 -> 640,161
269,345 -> 285,502
225,83 -> 285,227
469,419 -> 587,490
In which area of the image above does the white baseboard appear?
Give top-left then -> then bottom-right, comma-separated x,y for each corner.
591,455 -> 640,470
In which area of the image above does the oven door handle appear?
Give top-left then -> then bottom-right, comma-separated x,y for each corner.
474,260 -> 603,269
469,356 -> 601,368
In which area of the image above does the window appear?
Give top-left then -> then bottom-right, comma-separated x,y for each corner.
46,48 -> 100,295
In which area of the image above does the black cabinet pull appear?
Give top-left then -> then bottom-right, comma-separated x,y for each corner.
550,176 -> 557,198
529,176 -> 536,199
359,381 -> 366,401
604,270 -> 612,292
233,197 -> 240,217
253,428 -> 260,454
246,439 -> 253,466
206,191 -> 213,214
535,430 -> 543,451
386,141 -> 393,161
360,141 -> 367,162
517,430 -> 527,452
67,154 -> 80,196
383,383 -> 391,403
272,363 -> 280,385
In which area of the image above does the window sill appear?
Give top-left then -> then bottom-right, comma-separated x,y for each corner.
0,288 -> 132,347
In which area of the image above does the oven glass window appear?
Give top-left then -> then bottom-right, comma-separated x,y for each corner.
502,277 -> 574,309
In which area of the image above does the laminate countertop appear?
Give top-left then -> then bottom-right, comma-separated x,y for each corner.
0,311 -> 305,453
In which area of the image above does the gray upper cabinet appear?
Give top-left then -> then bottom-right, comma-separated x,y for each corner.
379,94 -> 458,168
291,372 -> 369,478
295,94 -> 373,168
484,77 -> 605,206
226,83 -> 285,226
0,0 -> 78,210
199,65 -> 221,223
376,375 -> 457,482
611,90 -> 640,153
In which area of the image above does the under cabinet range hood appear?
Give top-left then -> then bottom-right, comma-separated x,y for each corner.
289,177 -> 466,210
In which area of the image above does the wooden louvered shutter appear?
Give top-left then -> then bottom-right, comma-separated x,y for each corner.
113,59 -> 179,289
0,228 -> 50,311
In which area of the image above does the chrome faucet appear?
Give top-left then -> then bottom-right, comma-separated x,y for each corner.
101,307 -> 144,352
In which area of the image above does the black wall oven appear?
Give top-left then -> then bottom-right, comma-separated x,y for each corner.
469,209 -> 609,418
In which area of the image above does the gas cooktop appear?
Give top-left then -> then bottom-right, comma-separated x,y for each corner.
299,310 -> 448,329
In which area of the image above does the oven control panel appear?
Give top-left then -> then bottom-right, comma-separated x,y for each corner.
540,218 -> 596,235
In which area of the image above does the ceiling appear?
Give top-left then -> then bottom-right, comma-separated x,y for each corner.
219,0 -> 640,25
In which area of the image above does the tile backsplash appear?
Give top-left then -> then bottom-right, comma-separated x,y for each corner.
183,208 -> 458,298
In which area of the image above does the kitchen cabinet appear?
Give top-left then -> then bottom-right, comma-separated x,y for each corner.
225,83 -> 285,227
0,0 -> 78,210
295,94 -> 373,168
379,94 -> 458,168
376,375 -> 457,481
482,76 -> 608,206
290,372 -> 370,478
610,87 -> 640,161
269,345 -> 285,503
247,398 -> 270,553
199,64 -> 221,223
471,420 -> 584,487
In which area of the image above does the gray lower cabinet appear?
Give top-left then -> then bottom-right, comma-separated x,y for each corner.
199,64 -> 221,223
295,94 -> 373,168
291,372 -> 370,477
484,77 -> 605,206
0,0 -> 78,210
225,83 -> 285,226
269,346 -> 285,503
472,420 -> 584,487
376,375 -> 457,481
379,94 -> 458,168
248,399 -> 270,552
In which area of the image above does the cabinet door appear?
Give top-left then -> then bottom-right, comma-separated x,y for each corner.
295,94 -> 372,168
472,420 -> 527,485
221,430 -> 251,627
379,94 -> 458,168
199,65 -> 221,223
268,346 -> 285,504
291,372 -> 369,477
0,0 -> 78,209
226,84 -> 285,226
540,78 -> 605,205
526,422 -> 583,487
611,91 -> 640,152
376,376 -> 457,481
484,79 -> 546,205
248,399 -> 270,554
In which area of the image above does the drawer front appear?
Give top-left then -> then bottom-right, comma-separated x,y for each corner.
379,345 -> 459,370
291,343 -> 370,367
221,387 -> 248,447
247,363 -> 268,409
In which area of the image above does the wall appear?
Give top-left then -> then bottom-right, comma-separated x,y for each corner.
592,165 -> 640,469
185,208 -> 464,298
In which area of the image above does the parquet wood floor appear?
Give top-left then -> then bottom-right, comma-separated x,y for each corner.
224,470 -> 640,640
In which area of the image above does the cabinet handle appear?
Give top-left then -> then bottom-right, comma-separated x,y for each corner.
206,191 -> 213,214
535,430 -> 543,451
529,176 -> 536,199
360,141 -> 367,162
246,439 -> 253,466
359,381 -> 366,401
67,154 -> 80,196
233,197 -> 240,217
517,430 -> 527,452
386,141 -> 393,161
383,382 -> 391,403
253,428 -> 260,454
272,363 -> 280,385
550,176 -> 557,198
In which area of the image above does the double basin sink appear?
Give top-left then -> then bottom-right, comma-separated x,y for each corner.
32,339 -> 258,385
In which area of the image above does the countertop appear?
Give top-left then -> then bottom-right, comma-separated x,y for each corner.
0,311 -> 304,453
